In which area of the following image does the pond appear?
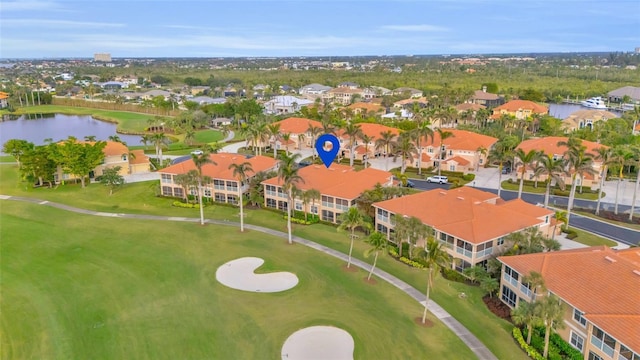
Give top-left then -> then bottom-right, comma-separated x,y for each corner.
0,113 -> 145,147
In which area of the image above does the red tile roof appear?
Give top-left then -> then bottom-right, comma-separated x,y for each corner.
443,156 -> 470,166
455,103 -> 486,112
160,153 -> 277,180
0,92 -> 9,100
273,117 -> 322,134
471,90 -> 501,101
499,247 -> 640,353
516,136 -> 607,157
493,100 -> 548,114
336,123 -> 400,141
418,129 -> 498,151
374,187 -> 552,244
129,149 -> 149,165
348,102 -> 384,113
262,163 -> 393,200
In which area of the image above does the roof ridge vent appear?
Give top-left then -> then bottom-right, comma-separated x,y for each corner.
633,270 -> 640,276
604,256 -> 616,263
439,191 -> 447,195
457,196 -> 465,200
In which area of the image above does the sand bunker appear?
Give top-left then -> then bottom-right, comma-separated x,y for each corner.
281,326 -> 354,360
215,257 -> 298,293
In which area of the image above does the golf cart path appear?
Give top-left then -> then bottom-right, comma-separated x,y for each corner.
0,194 -> 497,360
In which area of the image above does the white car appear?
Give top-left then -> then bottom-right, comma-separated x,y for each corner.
426,175 -> 448,184
190,150 -> 203,155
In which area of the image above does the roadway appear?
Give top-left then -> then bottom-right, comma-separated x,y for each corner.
408,179 -> 640,246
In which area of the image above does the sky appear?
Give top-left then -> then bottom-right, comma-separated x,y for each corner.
1,0 -> 639,58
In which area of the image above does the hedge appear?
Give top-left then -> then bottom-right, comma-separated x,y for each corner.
388,247 -> 425,269
172,201 -> 201,209
523,327 -> 583,360
441,267 -> 467,283
513,327 -> 545,360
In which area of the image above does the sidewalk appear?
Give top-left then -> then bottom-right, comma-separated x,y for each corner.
555,233 -> 629,250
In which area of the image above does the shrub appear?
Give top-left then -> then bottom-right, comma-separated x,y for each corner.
553,189 -> 570,196
172,201 -> 201,209
462,173 -> 476,181
513,327 -> 545,360
441,268 -> 467,283
398,256 -> 425,269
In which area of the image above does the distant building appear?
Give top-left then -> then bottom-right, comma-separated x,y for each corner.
0,91 -> 9,108
94,53 -> 112,62
607,86 -> 640,104
264,95 -> 313,115
561,109 -> 618,132
468,87 -> 504,107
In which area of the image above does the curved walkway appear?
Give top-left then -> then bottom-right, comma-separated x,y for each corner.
0,194 -> 497,360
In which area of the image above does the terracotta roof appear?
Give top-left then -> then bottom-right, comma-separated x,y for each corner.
348,102 -> 384,113
471,90 -> 501,101
394,97 -> 429,106
418,129 -> 498,151
0,92 -> 9,99
498,247 -> 640,353
493,100 -> 548,114
374,187 -> 552,243
272,117 -> 322,134
128,149 -> 149,165
354,145 -> 367,154
262,163 -> 393,200
516,136 -> 607,158
335,123 -> 400,141
328,88 -> 363,94
443,156 -> 470,166
455,103 -> 486,112
420,153 -> 432,162
74,141 -> 129,157
160,153 -> 278,180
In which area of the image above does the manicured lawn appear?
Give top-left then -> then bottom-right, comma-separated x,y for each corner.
8,105 -> 156,133
1,201 -> 476,359
500,180 -> 601,200
564,228 -> 619,247
0,164 -> 528,359
194,130 -> 224,144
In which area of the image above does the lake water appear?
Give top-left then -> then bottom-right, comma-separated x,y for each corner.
0,113 -> 144,147
548,103 -> 623,119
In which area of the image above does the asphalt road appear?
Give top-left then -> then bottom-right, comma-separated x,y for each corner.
408,179 -> 639,246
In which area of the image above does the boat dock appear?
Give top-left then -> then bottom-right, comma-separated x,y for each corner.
562,98 -> 633,112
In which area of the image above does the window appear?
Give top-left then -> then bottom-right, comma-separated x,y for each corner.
438,232 -> 454,249
214,179 -> 225,190
173,187 -> 184,198
520,282 -> 534,299
501,285 -> 517,307
322,195 -> 334,208
477,241 -> 494,258
456,239 -> 472,258
266,198 -> 277,208
377,208 -> 389,223
591,326 -> 616,357
277,200 -> 288,211
204,188 -> 212,198
226,181 -> 238,192
215,193 -> 226,203
295,202 -> 302,211
503,266 -> 519,287
162,186 -> 173,196
227,194 -> 238,205
377,224 -> 388,234
310,205 -> 318,214
619,344 -> 640,360
335,198 -> 349,211
573,309 -> 587,327
449,165 -> 456,171
588,352 -> 603,360
322,210 -> 334,222
161,174 -> 172,184
570,332 -> 584,352
497,237 -> 505,246
455,259 -> 472,272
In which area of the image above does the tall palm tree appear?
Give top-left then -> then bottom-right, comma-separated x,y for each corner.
277,152 -> 304,244
305,188 -> 321,220
281,133 -> 292,155
511,301 -> 541,345
488,142 -> 513,197
364,232 -> 387,281
534,154 -> 566,208
192,150 -> 215,225
513,148 -> 542,199
435,128 -> 454,177
610,145 -> 633,215
360,133 -> 374,168
343,122 -> 363,167
418,237 -> 451,324
552,210 -> 568,241
338,207 -> 368,268
228,161 -> 253,232
307,123 -> 322,158
412,120 -> 434,175
394,133 -> 418,174
151,132 -> 170,168
559,138 -> 595,227
628,146 -> 640,221
475,146 -> 488,172
538,295 -> 565,358
406,217 -> 429,260
375,130 -> 397,171
594,147 -> 613,215
267,123 -> 282,158
175,170 -> 199,203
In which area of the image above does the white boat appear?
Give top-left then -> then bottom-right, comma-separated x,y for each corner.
622,103 -> 637,111
580,97 -> 607,109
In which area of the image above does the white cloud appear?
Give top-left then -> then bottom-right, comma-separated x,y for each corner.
380,24 -> 449,32
2,19 -> 125,28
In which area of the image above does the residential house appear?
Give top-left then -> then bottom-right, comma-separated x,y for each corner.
191,96 -> 226,105
158,153 -> 278,204
369,86 -> 392,97
299,83 -> 333,97
392,87 -> 423,98
373,187 -> 554,271
415,129 -> 498,173
468,87 -> 504,107
515,137 -> 607,188
262,163 -> 394,223
337,81 -> 359,89
393,97 -> 429,110
455,103 -> 486,126
491,100 -> 548,120
140,89 -> 172,100
561,109 -> 618,132
98,81 -> 126,91
347,102 -> 385,117
189,86 -> 211,96
264,95 -> 314,115
54,141 -> 150,183
338,123 -> 400,161
324,87 -> 372,105
498,246 -> 639,360
270,117 -> 323,150
607,86 -> 640,104
382,109 -> 413,120
0,91 -> 8,108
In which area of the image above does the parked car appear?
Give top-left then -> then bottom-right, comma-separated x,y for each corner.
190,150 -> 203,155
405,180 -> 415,188
501,167 -> 511,174
426,175 -> 448,184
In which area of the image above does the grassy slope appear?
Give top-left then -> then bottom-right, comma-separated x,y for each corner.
194,130 -> 224,144
0,164 -> 527,360
1,201 -> 475,360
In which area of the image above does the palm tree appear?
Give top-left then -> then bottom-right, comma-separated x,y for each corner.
475,146 -> 488,172
307,123 -> 322,158
435,128 -> 454,177
406,217 -> 429,260
277,152 -> 304,244
513,148 -> 542,199
534,154 -> 566,208
267,123 -> 281,158
281,133 -> 292,155
628,146 -> 640,221
488,142 -> 513,197
559,138 -> 595,228
418,238 -> 451,324
343,123 -> 363,167
511,301 -> 541,345
151,132 -> 170,168
375,130 -> 397,171
394,133 -> 418,174
228,161 -> 253,232
360,133 -> 373,168
610,145 -> 633,215
412,121 -> 434,175
538,295 -> 565,358
364,232 -> 387,281
175,170 -> 199,203
594,147 -> 613,215
305,188 -> 321,220
552,210 -> 568,241
192,150 -> 215,225
338,207 -> 368,268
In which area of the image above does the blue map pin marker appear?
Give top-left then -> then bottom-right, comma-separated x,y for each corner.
315,133 -> 340,168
